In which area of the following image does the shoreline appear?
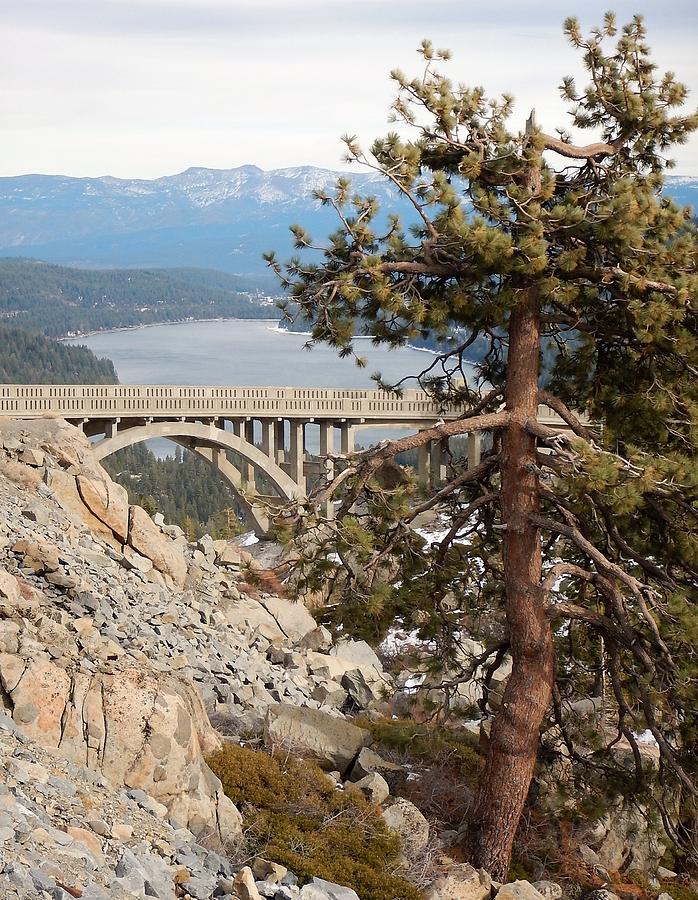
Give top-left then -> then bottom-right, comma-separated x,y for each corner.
62,316 -> 444,357
59,315 -> 281,342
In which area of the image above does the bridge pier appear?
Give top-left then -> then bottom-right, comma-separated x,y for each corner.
242,420 -> 256,495
274,420 -> 286,465
418,437 -> 431,489
261,420 -> 275,460
431,437 -> 447,486
339,421 -> 355,455
319,421 -> 335,520
105,418 -> 120,439
288,420 -> 305,490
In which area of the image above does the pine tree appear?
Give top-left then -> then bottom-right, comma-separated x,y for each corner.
267,15 -> 698,878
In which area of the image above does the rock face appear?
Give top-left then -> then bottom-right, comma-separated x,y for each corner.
77,471 -> 130,542
128,504 -> 187,588
381,797 -> 431,858
264,704 -> 370,774
46,466 -> 122,547
0,610 -> 240,848
580,798 -> 668,874
424,864 -> 492,900
0,707 -> 242,900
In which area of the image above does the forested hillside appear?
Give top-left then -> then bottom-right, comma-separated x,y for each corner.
103,443 -> 245,539
0,324 -> 117,383
0,258 -> 275,337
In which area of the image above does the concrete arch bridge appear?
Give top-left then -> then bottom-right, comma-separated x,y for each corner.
0,384 -> 569,535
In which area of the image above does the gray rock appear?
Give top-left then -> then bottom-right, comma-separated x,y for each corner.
257,883 -> 294,899
30,867 -> 58,893
260,595 -> 317,643
342,668 -> 380,708
584,892 -> 621,900
252,859 -> 288,884
22,502 -> 48,524
496,883 -> 547,900
533,882 -> 563,900
300,878 -> 361,900
350,772 -> 390,805
381,797 -> 430,857
20,447 -> 45,467
657,867 -> 678,880
424,865 -> 491,900
348,746 -> 403,781
311,681 -> 348,708
264,704 -> 370,775
296,626 -> 333,653
330,639 -> 382,673
182,873 -> 217,899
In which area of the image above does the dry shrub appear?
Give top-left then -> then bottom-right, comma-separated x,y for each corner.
239,566 -> 287,598
659,881 -> 698,900
207,743 -> 420,900
356,716 -> 480,832
508,812 -> 579,885
401,762 -> 474,833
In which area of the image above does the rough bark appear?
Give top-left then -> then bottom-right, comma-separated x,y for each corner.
466,156 -> 555,880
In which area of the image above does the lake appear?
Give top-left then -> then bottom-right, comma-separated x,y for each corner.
67,319 -> 472,453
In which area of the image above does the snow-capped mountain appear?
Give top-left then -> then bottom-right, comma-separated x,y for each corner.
0,165 -> 400,276
0,166 -> 695,277
662,175 -> 698,210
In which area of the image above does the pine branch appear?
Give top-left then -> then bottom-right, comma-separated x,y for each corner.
540,131 -> 628,159
532,513 -> 674,666
404,457 -> 499,521
538,389 -> 598,441
309,412 -> 507,511
557,265 -> 688,297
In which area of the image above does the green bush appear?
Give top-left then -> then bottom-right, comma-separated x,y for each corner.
208,743 -> 421,900
357,716 -> 481,771
659,883 -> 698,900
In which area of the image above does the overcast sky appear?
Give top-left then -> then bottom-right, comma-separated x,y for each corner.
2,0 -> 697,179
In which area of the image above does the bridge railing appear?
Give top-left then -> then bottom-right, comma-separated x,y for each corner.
0,384 -> 462,421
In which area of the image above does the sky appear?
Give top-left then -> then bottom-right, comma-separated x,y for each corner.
2,0 -> 698,179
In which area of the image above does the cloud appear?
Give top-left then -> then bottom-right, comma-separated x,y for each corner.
1,0 -> 697,177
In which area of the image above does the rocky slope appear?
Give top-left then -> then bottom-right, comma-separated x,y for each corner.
0,417 -> 402,899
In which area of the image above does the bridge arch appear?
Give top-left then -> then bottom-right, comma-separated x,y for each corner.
92,421 -> 304,537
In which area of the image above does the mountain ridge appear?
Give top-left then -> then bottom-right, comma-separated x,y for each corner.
0,165 -> 695,275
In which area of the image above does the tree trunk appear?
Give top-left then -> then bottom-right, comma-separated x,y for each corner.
466,157 -> 555,880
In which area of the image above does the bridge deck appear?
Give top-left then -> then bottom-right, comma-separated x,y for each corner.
0,384 -> 568,428
0,384 -> 460,425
